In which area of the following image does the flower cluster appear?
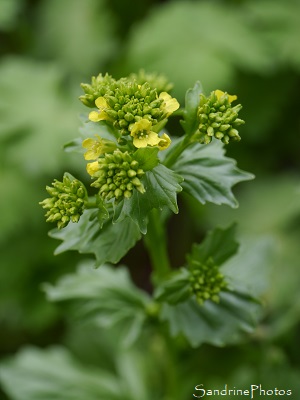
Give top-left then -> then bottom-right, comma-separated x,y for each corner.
196,90 -> 244,145
79,73 -> 117,108
129,70 -> 174,94
87,149 -> 145,202
39,174 -> 87,229
79,73 -> 179,205
88,81 -> 178,139
80,73 -> 178,151
188,257 -> 227,305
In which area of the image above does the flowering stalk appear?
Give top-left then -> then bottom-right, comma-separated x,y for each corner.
40,71 -> 247,308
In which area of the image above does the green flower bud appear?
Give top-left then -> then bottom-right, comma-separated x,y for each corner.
129,70 -> 174,93
40,174 -> 87,229
197,90 -> 244,144
82,73 -> 179,138
91,150 -> 145,202
188,257 -> 227,305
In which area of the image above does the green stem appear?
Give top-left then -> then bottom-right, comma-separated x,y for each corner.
163,135 -> 192,169
144,209 -> 171,282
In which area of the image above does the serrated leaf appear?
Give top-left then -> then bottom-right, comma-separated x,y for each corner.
180,81 -> 203,136
154,268 -> 191,305
188,224 -> 239,267
133,147 -> 159,171
0,346 -> 123,400
44,262 -> 150,347
114,164 -> 183,234
49,209 -> 141,266
173,139 -> 254,207
160,291 -> 262,347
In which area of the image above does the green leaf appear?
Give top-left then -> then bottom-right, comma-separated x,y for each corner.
180,81 -> 203,136
0,346 -> 123,400
44,262 -> 150,347
154,268 -> 191,305
188,224 -> 239,267
114,164 -> 183,234
173,140 -> 254,208
160,291 -> 262,347
49,209 -> 141,266
133,147 -> 159,171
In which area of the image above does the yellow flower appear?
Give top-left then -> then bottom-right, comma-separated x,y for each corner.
130,119 -> 161,148
158,133 -> 171,150
88,97 -> 110,122
82,135 -> 116,160
214,90 -> 237,103
86,161 -> 100,176
159,92 -> 180,116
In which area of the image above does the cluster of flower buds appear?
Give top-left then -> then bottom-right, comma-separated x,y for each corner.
188,257 -> 227,305
78,72 -> 179,206
196,90 -> 244,145
87,81 -> 179,139
39,174 -> 87,229
129,70 -> 174,94
88,150 -> 145,202
79,71 -> 174,108
79,73 -> 117,108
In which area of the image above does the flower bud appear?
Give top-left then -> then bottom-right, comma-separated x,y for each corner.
188,257 -> 227,305
40,174 -> 87,229
197,90 -> 244,144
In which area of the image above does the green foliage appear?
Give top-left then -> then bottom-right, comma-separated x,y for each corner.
113,164 -> 183,234
44,261 -> 150,347
50,209 -> 141,267
123,1 -> 272,98
180,81 -> 203,137
161,292 -> 261,347
188,224 -> 239,266
172,139 -> 254,207
1,0 -> 300,399
35,0 -> 117,76
0,346 -> 124,400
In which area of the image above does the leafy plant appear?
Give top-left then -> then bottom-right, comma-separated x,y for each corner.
0,69 -> 273,400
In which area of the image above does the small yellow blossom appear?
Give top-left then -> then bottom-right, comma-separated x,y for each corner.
130,119 -> 161,148
88,97 -> 110,122
159,92 -> 180,116
214,90 -> 237,103
158,133 -> 171,150
86,161 -> 100,176
82,135 -> 116,160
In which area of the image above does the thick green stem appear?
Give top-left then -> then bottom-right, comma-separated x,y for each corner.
144,209 -> 171,282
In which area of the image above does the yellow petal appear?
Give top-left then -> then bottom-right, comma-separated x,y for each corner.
132,136 -> 149,148
86,161 -> 100,176
89,111 -> 101,122
158,133 -> 171,150
82,138 -> 94,149
214,89 -> 237,103
159,92 -> 180,115
131,119 -> 152,135
147,131 -> 161,146
95,97 -> 108,109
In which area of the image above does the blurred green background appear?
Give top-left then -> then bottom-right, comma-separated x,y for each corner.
0,0 -> 300,398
